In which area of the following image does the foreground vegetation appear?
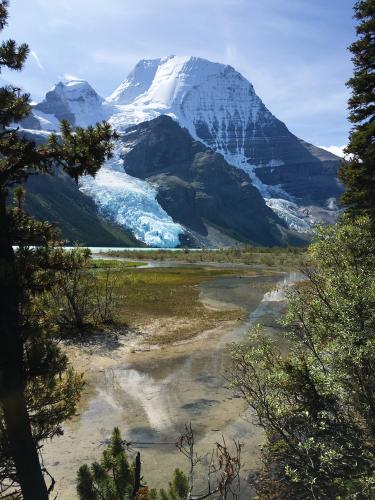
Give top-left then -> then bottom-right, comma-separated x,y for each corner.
77,425 -> 242,500
88,259 -> 144,269
77,427 -> 190,500
101,246 -> 305,269
229,3 -> 375,495
231,216 -> 375,498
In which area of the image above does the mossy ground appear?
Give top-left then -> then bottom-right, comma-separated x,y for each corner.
88,259 -> 144,269
93,263 -> 264,344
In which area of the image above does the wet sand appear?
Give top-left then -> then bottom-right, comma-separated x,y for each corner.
43,269 -> 299,498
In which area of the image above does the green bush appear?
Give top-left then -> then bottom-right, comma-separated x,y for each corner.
231,215 -> 375,498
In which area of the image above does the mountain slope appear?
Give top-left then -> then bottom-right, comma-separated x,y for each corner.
118,115 -> 299,246
23,171 -> 139,246
15,131 -> 140,247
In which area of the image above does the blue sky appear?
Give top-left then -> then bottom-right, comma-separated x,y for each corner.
1,0 -> 356,148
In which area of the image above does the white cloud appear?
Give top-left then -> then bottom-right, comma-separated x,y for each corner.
63,73 -> 82,81
30,50 -> 44,70
319,145 -> 347,158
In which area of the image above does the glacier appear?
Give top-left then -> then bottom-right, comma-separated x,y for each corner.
265,199 -> 311,232
79,146 -> 183,248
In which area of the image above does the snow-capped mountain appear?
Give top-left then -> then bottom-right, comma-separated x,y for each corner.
23,56 -> 342,247
108,55 -> 267,135
31,80 -> 105,130
105,55 -> 341,230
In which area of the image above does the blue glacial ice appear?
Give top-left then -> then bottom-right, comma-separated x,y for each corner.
79,151 -> 183,248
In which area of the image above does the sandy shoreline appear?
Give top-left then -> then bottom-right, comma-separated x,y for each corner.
63,315 -> 241,374
45,317 -> 244,499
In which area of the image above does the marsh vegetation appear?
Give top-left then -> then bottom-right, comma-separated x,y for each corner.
100,246 -> 305,269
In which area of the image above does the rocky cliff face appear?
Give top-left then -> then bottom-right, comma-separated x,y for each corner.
120,115 -> 295,247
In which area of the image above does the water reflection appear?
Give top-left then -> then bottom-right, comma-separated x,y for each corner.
44,270 -> 301,498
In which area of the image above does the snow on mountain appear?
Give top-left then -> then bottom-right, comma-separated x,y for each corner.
79,145 -> 183,247
106,55 -> 285,206
34,80 -> 106,128
55,80 -> 104,113
107,55 -> 265,134
319,145 -> 348,158
107,58 -> 161,105
32,109 -> 60,131
265,199 -> 311,232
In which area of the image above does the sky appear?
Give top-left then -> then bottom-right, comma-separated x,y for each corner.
1,0 -> 356,149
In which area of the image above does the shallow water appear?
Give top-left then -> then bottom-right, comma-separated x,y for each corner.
44,269 -> 300,498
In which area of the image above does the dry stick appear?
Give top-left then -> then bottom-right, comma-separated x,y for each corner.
38,448 -> 56,497
176,424 -> 243,500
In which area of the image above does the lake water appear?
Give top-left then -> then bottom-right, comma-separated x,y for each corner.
44,269 -> 300,498
71,247 -> 211,252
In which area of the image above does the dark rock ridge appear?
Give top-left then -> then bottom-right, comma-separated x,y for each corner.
199,117 -> 342,205
194,102 -> 342,206
121,115 -> 301,247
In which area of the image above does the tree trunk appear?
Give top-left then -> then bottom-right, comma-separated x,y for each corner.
132,451 -> 141,498
0,192 -> 49,499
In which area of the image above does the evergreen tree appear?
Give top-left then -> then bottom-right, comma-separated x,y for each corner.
0,1 -> 117,498
77,428 -> 136,500
339,0 -> 375,218
77,428 -> 189,500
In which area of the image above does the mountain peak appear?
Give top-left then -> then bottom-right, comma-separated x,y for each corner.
107,58 -> 161,104
48,79 -> 103,102
34,79 -> 104,127
106,55 -> 245,107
